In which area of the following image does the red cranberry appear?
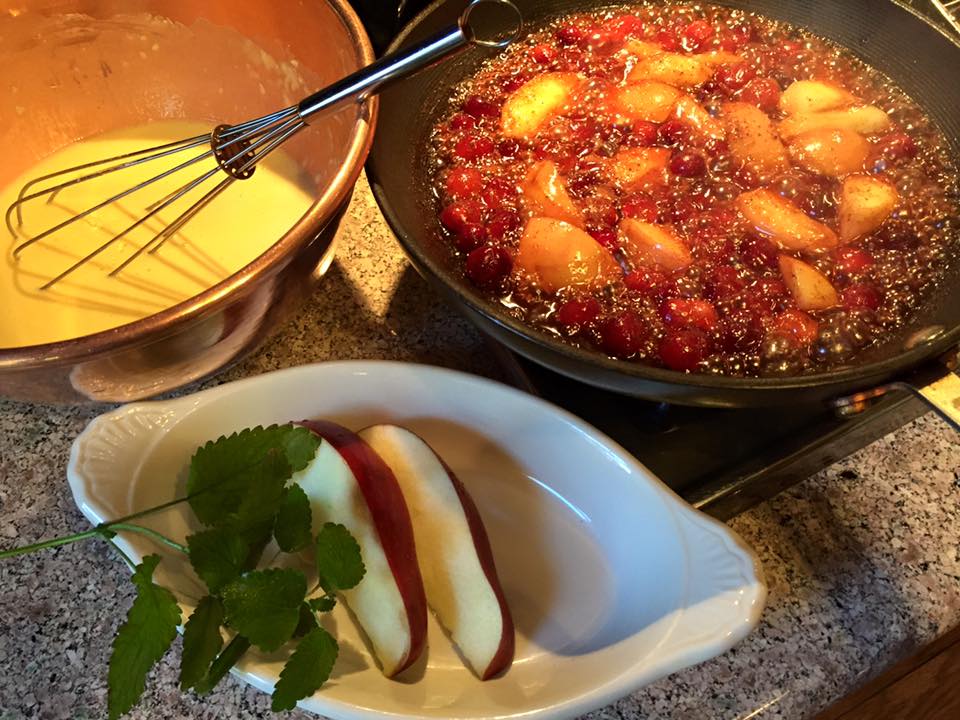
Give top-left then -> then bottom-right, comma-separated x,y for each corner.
440,200 -> 483,234
877,132 -> 918,162
531,44 -> 557,64
658,120 -> 690,146
661,298 -> 720,331
738,77 -> 781,113
717,308 -> 767,351
669,151 -> 707,178
557,23 -> 589,47
682,19 -> 715,52
482,177 -> 517,208
497,138 -> 521,157
487,209 -> 521,240
718,25 -> 752,51
835,247 -> 876,275
465,245 -> 512,288
740,236 -> 779,270
454,135 -> 495,162
778,39 -> 805,61
620,193 -> 659,222
463,95 -> 500,118
556,297 -> 601,328
449,113 -> 476,131
588,228 -> 619,253
445,167 -> 484,200
629,120 -> 660,147
624,267 -> 668,296
598,311 -> 648,358
659,328 -> 712,371
753,276 -> 789,301
770,309 -> 819,345
454,223 -> 488,252
714,63 -> 757,94
655,28 -> 681,51
704,264 -> 746,300
841,283 -> 883,311
603,14 -> 646,40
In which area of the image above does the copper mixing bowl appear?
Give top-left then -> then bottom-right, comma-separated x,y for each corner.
0,0 -> 375,403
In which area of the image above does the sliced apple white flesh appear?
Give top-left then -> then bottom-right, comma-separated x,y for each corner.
779,255 -> 839,311
674,95 -> 725,142
619,219 -> 693,271
736,189 -> 838,252
295,420 -> 428,678
522,160 -> 584,226
609,81 -> 681,123
627,52 -> 713,87
722,102 -> 788,173
515,217 -> 621,292
778,105 -> 892,140
608,147 -> 671,190
500,72 -> 582,139
839,174 -> 900,242
788,128 -> 869,177
779,80 -> 858,116
358,424 -> 515,681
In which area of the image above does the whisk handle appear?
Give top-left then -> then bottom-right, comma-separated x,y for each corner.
296,0 -> 523,122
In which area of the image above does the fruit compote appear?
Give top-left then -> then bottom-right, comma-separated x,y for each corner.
428,4 -> 959,376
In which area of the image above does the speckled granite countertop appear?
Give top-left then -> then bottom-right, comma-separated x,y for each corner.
1,177 -> 958,720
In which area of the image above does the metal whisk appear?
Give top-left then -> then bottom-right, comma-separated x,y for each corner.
4,0 -> 522,290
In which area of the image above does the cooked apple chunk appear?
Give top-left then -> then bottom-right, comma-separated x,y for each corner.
736,189 -> 838,252
839,174 -> 899,242
722,102 -> 788,173
515,217 -> 621,292
674,95 -> 725,141
700,49 -> 745,67
522,160 -> 584,226
779,105 -> 892,140
779,255 -> 839,311
609,147 -> 671,189
500,72 -> 582,139
788,128 -> 869,177
621,38 -> 663,59
609,81 -> 682,123
619,219 -> 693,271
627,52 -> 713,87
779,80 -> 858,116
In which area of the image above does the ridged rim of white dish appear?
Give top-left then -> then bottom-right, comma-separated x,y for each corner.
67,361 -> 766,720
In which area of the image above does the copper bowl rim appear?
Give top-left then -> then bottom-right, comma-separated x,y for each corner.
0,0 -> 377,371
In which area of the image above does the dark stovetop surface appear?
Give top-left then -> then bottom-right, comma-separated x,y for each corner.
496,352 -> 931,521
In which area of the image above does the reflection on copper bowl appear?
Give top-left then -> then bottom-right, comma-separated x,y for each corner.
0,0 -> 375,404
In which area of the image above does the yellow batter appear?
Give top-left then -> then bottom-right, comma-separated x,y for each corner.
1,121 -> 316,348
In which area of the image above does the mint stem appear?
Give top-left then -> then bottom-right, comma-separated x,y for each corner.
0,494 -> 196,560
109,524 -> 188,554
0,528 -> 102,559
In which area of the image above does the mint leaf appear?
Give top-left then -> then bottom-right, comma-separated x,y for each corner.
308,596 -> 337,613
107,555 -> 181,719
294,603 -> 319,637
187,425 -> 319,526
274,485 -> 312,553
221,569 -> 306,652
187,528 -> 248,593
271,627 -> 338,712
315,523 -> 365,593
194,635 -> 251,696
180,596 -> 224,691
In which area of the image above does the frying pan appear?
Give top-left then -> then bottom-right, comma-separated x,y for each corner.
366,0 -> 960,422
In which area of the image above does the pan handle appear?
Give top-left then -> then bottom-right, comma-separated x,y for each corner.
833,351 -> 960,431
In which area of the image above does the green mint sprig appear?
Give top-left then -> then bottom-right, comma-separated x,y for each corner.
0,424 -> 365,716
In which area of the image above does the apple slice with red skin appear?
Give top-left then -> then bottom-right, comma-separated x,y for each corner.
358,424 -> 515,681
295,420 -> 428,678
